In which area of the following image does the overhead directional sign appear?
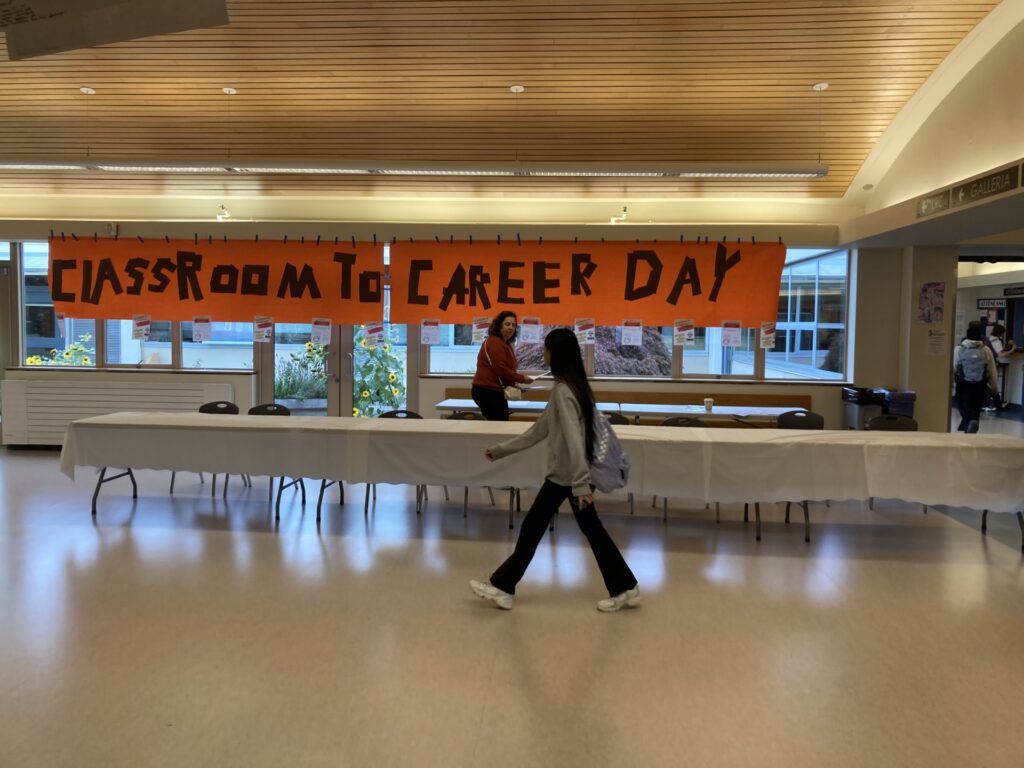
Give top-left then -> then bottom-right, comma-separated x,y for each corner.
916,162 -> 1022,218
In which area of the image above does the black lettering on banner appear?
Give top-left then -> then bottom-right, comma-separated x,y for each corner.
277,262 -> 322,299
240,265 -> 270,296
50,260 -> 76,301
125,258 -> 149,295
532,262 -> 560,303
497,261 -> 525,304
709,243 -> 741,302
624,250 -> 662,301
333,252 -> 356,299
439,264 -> 469,311
149,257 -> 177,293
468,265 -> 492,309
80,260 -> 93,304
571,253 -> 596,296
408,260 -> 432,305
666,256 -> 702,305
210,264 -> 239,293
87,258 -> 124,304
359,271 -> 382,302
177,251 -> 204,301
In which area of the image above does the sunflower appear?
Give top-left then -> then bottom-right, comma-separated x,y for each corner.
383,344 -> 390,352
62,350 -> 71,358
352,407 -> 360,416
360,339 -> 367,347
305,341 -> 313,350
80,356 -> 91,365
391,387 -> 400,396
388,372 -> 397,383
361,390 -> 370,399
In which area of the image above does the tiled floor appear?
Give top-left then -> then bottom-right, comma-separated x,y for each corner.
1,432 -> 1023,767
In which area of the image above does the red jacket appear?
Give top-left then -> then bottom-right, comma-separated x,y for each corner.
472,336 -> 528,391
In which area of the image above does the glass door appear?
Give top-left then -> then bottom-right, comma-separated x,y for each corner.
352,321 -> 407,417
273,322 -> 350,416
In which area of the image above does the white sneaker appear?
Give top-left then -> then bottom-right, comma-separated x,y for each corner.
597,587 -> 641,613
469,579 -> 514,610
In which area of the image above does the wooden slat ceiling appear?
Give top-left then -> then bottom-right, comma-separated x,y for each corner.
0,0 -> 1000,200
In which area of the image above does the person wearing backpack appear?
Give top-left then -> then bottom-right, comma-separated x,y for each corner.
470,327 -> 639,612
954,321 -> 999,433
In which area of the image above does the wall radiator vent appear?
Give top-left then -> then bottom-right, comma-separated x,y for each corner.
1,379 -> 233,446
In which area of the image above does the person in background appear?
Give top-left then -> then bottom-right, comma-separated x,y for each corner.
471,310 -> 533,421
989,323 -> 1015,409
470,328 -> 639,613
954,321 -> 1000,433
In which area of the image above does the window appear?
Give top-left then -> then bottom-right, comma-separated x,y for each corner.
595,326 -> 673,377
683,327 -> 756,376
765,249 -> 848,380
21,242 -> 97,367
182,321 -> 254,369
104,320 -> 173,365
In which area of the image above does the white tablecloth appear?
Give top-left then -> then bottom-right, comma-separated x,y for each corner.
60,413 -> 1024,513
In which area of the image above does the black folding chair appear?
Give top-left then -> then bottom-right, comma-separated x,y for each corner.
776,409 -> 825,543
366,410 -> 429,514
170,400 -> 245,497
248,403 -> 306,518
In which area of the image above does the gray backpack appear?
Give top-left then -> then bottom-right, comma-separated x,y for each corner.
957,344 -> 987,383
589,409 -> 630,493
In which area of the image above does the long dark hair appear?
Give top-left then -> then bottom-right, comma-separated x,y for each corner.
488,310 -> 518,342
544,328 -> 595,461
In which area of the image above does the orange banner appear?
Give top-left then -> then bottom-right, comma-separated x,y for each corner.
389,241 -> 786,326
48,238 -> 384,323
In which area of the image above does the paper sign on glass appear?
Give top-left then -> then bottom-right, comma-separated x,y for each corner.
55,312 -> 66,337
721,320 -> 742,348
673,319 -> 695,346
310,317 -> 332,345
471,316 -> 491,344
191,315 -> 212,342
574,318 -> 596,345
131,314 -> 151,341
519,316 -> 541,344
254,316 -> 274,343
621,319 -> 643,346
759,321 -> 776,349
420,319 -> 441,345
365,321 -> 386,347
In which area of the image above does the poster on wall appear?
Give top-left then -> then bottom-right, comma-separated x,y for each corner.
364,321 -> 386,347
621,319 -> 643,346
759,321 -> 777,349
254,316 -> 274,343
673,319 -> 695,346
471,316 -> 491,344
420,319 -> 440,345
191,315 -> 212,342
575,318 -> 596,345
519,316 -> 541,343
721,320 -> 742,347
131,314 -> 151,340
310,317 -> 332,345
926,328 -> 947,356
917,282 -> 945,323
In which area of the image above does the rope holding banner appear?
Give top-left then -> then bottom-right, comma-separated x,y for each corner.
208,235 -> 213,245
435,235 -> 440,243
50,229 -> 54,239
316,235 -> 321,246
351,236 -> 356,248
450,235 -> 454,244
680,234 -> 684,243
223,235 -> 227,243
392,236 -> 397,245
469,235 -> 473,245
194,233 -> 198,245
137,235 -> 144,243
284,235 -> 288,244
94,233 -> 98,242
373,233 -> 377,245
61,232 -> 65,241
778,236 -> 783,245
497,234 -> 501,245
752,236 -> 756,244
539,236 -> 543,245
574,236 -> 578,244
301,236 -> 305,245
71,233 -> 78,241
165,235 -> 170,244
516,232 -> 521,246
255,234 -> 259,243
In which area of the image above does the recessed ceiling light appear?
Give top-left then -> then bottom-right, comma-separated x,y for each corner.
509,85 -> 525,94
222,86 -> 237,95
79,86 -> 95,95
862,183 -> 874,191
812,82 -> 829,92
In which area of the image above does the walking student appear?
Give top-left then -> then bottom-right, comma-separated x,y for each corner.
470,328 -> 640,612
954,321 -> 999,432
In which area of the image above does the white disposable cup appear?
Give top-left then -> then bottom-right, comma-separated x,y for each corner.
704,398 -> 714,412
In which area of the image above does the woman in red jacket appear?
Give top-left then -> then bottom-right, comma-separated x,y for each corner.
471,310 -> 534,420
